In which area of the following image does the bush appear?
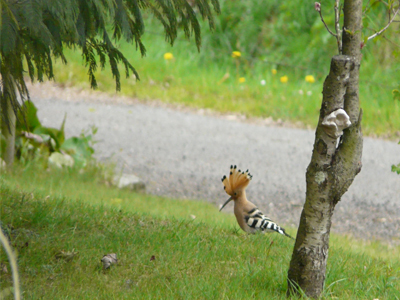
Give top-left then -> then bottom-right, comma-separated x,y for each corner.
0,101 -> 96,169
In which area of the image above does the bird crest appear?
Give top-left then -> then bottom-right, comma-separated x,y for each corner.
221,165 -> 253,197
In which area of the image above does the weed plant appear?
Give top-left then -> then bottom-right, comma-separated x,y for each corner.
1,164 -> 399,299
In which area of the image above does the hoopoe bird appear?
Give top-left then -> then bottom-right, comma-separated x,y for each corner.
220,165 -> 294,239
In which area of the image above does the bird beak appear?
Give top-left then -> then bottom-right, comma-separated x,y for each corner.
219,197 -> 233,212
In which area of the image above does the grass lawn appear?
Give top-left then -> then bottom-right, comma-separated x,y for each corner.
1,164 -> 399,299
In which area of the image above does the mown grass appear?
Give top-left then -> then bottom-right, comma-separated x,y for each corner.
1,164 -> 399,299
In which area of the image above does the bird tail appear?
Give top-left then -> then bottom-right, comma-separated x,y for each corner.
266,223 -> 295,240
221,165 -> 252,196
245,208 -> 295,240
260,220 -> 295,240
281,229 -> 295,240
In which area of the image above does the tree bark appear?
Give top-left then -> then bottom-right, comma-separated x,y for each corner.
342,0 -> 362,123
1,97 -> 16,169
287,1 -> 363,298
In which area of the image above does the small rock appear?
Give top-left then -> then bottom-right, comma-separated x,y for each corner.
373,218 -> 387,223
48,152 -> 74,168
113,173 -> 145,192
225,115 -> 237,121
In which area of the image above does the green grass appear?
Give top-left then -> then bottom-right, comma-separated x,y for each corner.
50,41 -> 400,139
1,164 -> 400,299
44,0 -> 400,139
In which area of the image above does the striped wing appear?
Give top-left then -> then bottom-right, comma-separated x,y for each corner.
244,208 -> 294,239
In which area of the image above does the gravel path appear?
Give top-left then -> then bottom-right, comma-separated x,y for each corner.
29,82 -> 400,244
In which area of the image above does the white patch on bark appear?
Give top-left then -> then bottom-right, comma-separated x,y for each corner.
315,171 -> 326,185
321,109 -> 351,138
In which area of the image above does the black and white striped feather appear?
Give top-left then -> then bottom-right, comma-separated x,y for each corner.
244,208 -> 294,239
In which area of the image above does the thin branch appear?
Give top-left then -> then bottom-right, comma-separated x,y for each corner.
0,229 -> 21,300
382,35 -> 400,48
334,0 -> 342,54
363,0 -> 372,15
315,2 -> 341,54
367,1 -> 400,41
317,10 -> 337,37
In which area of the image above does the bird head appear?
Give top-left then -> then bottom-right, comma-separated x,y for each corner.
220,165 -> 252,211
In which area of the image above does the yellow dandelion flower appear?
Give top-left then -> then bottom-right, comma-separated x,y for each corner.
163,52 -> 174,60
305,75 -> 315,83
232,51 -> 242,58
111,198 -> 123,204
239,77 -> 246,83
272,69 -> 277,75
280,76 -> 288,83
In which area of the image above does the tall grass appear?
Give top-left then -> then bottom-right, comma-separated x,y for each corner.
1,164 -> 400,299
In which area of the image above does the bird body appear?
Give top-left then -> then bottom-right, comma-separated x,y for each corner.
220,165 -> 294,239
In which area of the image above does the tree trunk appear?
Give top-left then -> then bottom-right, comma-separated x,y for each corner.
287,1 -> 363,298
342,0 -> 362,123
1,97 -> 16,169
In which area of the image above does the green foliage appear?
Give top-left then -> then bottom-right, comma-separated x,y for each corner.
0,0 -> 220,126
47,0 -> 399,138
393,89 -> 400,102
1,168 -> 399,299
392,141 -> 400,174
163,0 -> 399,72
198,0 -> 331,70
3,101 -> 96,168
60,127 -> 97,168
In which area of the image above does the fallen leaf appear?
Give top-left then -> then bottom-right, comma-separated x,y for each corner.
55,249 -> 78,262
101,253 -> 118,269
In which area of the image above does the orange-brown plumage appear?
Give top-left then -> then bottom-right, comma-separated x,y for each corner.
222,165 -> 252,197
